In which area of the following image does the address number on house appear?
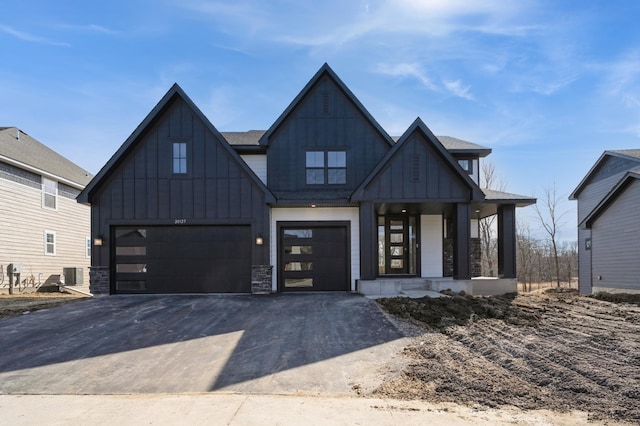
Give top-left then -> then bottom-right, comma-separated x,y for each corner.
174,219 -> 187,225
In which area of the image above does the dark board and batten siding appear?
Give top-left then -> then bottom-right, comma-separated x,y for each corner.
267,74 -> 390,200
591,179 -> 640,291
91,96 -> 270,269
359,132 -> 470,201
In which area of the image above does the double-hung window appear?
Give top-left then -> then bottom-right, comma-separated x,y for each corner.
42,177 -> 57,210
306,150 -> 346,185
44,231 -> 56,255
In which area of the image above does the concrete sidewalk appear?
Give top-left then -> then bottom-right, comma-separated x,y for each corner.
0,394 -> 592,425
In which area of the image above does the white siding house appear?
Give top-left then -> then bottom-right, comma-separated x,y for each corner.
0,127 -> 92,291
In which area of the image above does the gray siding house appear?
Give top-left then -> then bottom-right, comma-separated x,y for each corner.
0,127 -> 93,290
570,150 -> 640,294
78,64 -> 535,296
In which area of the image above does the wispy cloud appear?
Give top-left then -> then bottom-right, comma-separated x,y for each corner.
0,24 -> 69,46
376,63 -> 438,91
57,23 -> 121,36
376,62 -> 475,101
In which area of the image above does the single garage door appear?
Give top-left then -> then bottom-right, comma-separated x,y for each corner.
279,223 -> 349,292
113,226 -> 251,294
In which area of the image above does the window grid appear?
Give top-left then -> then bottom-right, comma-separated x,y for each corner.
42,177 -> 58,210
173,142 -> 187,174
306,150 -> 346,185
45,231 -> 56,256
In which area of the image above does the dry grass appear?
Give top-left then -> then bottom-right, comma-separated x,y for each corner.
0,292 -> 88,319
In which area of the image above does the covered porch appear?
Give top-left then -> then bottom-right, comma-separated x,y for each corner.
357,190 -> 535,297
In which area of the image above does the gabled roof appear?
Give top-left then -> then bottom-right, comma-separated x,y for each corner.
77,84 -> 275,204
569,150 -> 640,199
584,169 -> 640,227
351,117 -> 485,201
223,130 -> 266,145
0,127 -> 92,188
258,63 -> 394,147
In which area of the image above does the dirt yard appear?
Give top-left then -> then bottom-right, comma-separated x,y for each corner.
0,292 -> 87,319
376,289 -> 640,423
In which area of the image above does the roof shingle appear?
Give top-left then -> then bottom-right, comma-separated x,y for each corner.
0,127 -> 92,187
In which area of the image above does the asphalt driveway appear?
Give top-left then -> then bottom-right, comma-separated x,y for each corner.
0,294 -> 409,394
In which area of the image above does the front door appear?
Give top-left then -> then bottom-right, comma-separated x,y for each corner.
378,215 -> 418,275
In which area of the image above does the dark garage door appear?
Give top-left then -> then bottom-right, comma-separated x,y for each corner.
114,226 -> 251,294
279,223 -> 349,292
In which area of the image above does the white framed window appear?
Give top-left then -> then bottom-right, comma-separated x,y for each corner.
86,236 -> 91,258
42,177 -> 58,210
44,231 -> 56,255
173,142 -> 187,174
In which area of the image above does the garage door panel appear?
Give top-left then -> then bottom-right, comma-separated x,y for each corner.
280,224 -> 349,292
114,226 -> 251,294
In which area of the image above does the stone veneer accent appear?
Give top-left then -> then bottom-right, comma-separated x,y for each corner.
251,265 -> 273,294
89,266 -> 109,295
443,238 -> 481,277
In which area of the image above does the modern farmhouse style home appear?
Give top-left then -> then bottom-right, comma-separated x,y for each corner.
78,64 -> 535,296
570,149 -> 640,294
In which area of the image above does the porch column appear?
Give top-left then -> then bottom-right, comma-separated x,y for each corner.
497,204 -> 516,278
453,203 -> 471,280
359,201 -> 377,280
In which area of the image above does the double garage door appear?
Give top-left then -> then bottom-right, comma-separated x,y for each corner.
114,226 -> 251,294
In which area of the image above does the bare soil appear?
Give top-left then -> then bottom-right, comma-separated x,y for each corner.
0,293 -> 87,319
376,289 -> 640,422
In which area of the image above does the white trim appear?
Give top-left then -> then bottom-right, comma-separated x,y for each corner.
44,230 -> 56,256
0,154 -> 86,189
270,207 -> 360,292
420,215 -> 443,277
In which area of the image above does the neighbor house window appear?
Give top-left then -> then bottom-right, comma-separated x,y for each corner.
86,237 -> 91,258
173,142 -> 187,174
42,177 -> 58,210
305,150 -> 346,185
45,231 -> 56,255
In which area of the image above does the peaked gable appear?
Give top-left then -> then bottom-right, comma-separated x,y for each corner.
585,170 -> 640,227
352,118 -> 485,202
261,63 -> 395,201
259,63 -> 394,147
569,151 -> 640,200
78,84 -> 274,205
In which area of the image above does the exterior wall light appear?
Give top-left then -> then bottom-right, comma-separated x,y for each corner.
255,235 -> 264,246
94,236 -> 104,246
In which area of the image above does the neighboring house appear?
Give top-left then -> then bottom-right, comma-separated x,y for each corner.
570,149 -> 640,294
0,127 -> 93,289
78,64 -> 535,296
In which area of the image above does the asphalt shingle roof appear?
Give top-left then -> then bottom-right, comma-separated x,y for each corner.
0,127 -> 93,187
223,130 -> 491,153
608,149 -> 640,160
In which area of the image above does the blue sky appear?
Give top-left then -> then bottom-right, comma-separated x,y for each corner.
2,0 -> 640,241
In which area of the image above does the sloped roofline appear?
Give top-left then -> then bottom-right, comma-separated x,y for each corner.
77,84 -> 275,204
584,170 -> 640,227
569,150 -> 640,200
258,63 -> 395,147
351,117 -> 485,201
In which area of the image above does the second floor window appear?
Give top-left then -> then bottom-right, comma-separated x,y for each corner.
173,142 -> 187,174
42,177 -> 57,210
306,150 -> 346,185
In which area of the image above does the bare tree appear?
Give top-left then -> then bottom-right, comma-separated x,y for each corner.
534,183 -> 568,288
479,161 -> 507,276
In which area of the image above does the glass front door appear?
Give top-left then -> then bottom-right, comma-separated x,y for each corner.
378,216 -> 417,275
